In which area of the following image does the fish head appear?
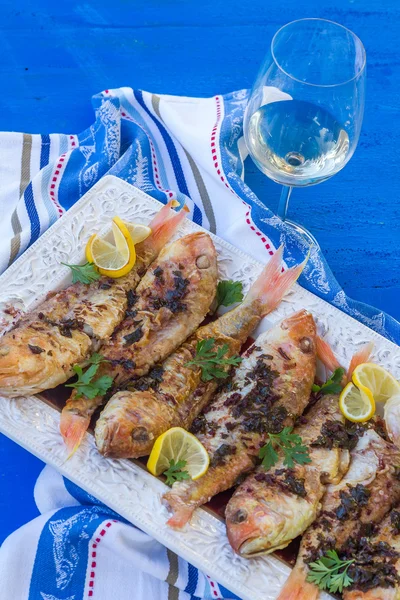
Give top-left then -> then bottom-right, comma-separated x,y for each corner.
226,492 -> 287,557
269,310 -> 317,364
161,232 -> 217,274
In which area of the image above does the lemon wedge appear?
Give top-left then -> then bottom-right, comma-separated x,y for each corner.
339,381 -> 375,423
123,221 -> 152,245
147,427 -> 209,481
352,363 -> 400,404
86,217 -> 136,278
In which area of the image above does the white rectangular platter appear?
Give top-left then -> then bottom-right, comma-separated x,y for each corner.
1,175 -> 399,600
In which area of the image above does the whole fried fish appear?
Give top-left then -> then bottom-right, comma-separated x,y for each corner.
343,506 -> 400,600
163,308 -> 317,529
277,429 -> 400,600
225,342 -> 374,557
0,200 -> 186,398
94,246 -> 305,458
61,231 -> 218,453
226,394 -> 350,557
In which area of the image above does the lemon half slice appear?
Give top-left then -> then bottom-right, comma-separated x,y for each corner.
123,221 -> 152,245
339,381 -> 375,423
86,217 -> 136,278
352,363 -> 400,404
147,427 -> 209,481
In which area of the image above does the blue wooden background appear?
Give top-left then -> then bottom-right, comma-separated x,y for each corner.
0,0 -> 399,544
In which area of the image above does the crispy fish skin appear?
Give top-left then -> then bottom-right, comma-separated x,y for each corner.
163,309 -> 317,529
61,231 -> 218,452
277,429 -> 400,600
0,201 -> 186,397
226,394 -> 350,557
94,247 -> 305,458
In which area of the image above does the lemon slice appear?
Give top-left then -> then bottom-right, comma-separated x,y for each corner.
123,221 -> 152,245
352,363 -> 400,404
147,427 -> 209,481
86,218 -> 136,278
339,381 -> 375,423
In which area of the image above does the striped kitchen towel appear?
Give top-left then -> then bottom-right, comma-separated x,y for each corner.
0,86 -> 399,600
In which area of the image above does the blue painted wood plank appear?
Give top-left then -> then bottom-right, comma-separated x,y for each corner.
0,0 -> 398,543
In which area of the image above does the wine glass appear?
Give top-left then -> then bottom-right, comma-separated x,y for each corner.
244,18 -> 366,246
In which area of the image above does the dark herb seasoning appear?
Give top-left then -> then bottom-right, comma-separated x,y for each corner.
151,271 -> 190,314
311,420 -> 360,450
211,443 -> 237,467
254,468 -> 307,498
126,290 -> 138,307
335,484 -> 371,521
126,366 -> 165,393
123,326 -> 144,346
28,344 -> 45,354
391,510 -> 400,535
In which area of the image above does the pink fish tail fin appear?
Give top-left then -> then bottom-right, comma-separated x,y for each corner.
316,336 -> 342,373
347,341 -> 374,381
60,410 -> 90,458
146,201 -> 189,252
277,568 -> 319,600
162,491 -> 195,529
245,246 -> 306,316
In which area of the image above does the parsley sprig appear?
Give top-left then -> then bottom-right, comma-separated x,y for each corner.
66,353 -> 113,399
307,550 -> 354,593
215,280 -> 244,310
185,338 -> 242,382
312,367 -> 346,395
163,459 -> 191,486
259,426 -> 311,471
62,262 -> 100,284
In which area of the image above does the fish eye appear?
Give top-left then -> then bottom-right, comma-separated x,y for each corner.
196,255 -> 211,269
231,508 -> 248,523
131,426 -> 149,442
299,337 -> 314,353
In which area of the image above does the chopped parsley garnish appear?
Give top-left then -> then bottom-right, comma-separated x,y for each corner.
163,459 -> 191,486
185,338 -> 242,382
215,280 -> 244,310
62,261 -> 101,284
66,353 -> 113,399
307,550 -> 354,593
259,426 -> 311,471
312,367 -> 346,395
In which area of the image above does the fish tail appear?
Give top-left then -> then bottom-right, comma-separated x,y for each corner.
146,200 -> 189,252
277,567 -> 319,600
347,341 -> 374,381
245,246 -> 305,316
316,335 -> 342,373
60,410 -> 90,457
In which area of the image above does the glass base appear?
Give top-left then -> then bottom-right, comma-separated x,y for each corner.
284,219 -> 320,250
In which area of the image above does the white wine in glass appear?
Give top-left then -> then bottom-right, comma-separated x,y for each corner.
244,19 -> 366,246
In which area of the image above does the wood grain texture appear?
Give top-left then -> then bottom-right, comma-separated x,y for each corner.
0,0 -> 398,543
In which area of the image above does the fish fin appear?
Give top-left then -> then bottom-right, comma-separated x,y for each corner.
60,411 -> 90,457
165,505 -> 194,529
245,246 -> 305,316
347,341 -> 374,381
146,201 -> 188,252
316,336 -> 342,373
277,567 -> 319,600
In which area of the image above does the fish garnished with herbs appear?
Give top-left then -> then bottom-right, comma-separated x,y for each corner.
226,343 -> 374,558
60,231 -> 218,453
0,201 -> 187,398
277,427 -> 400,600
163,308 -> 317,529
94,247 -> 305,458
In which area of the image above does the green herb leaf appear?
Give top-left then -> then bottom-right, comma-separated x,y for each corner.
62,261 -> 100,284
259,426 -> 311,471
185,338 -> 242,382
307,550 -> 354,593
313,367 -> 346,395
163,459 -> 191,486
65,353 -> 113,399
215,280 -> 244,310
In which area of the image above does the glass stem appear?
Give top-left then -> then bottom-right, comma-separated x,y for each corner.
277,185 -> 293,221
